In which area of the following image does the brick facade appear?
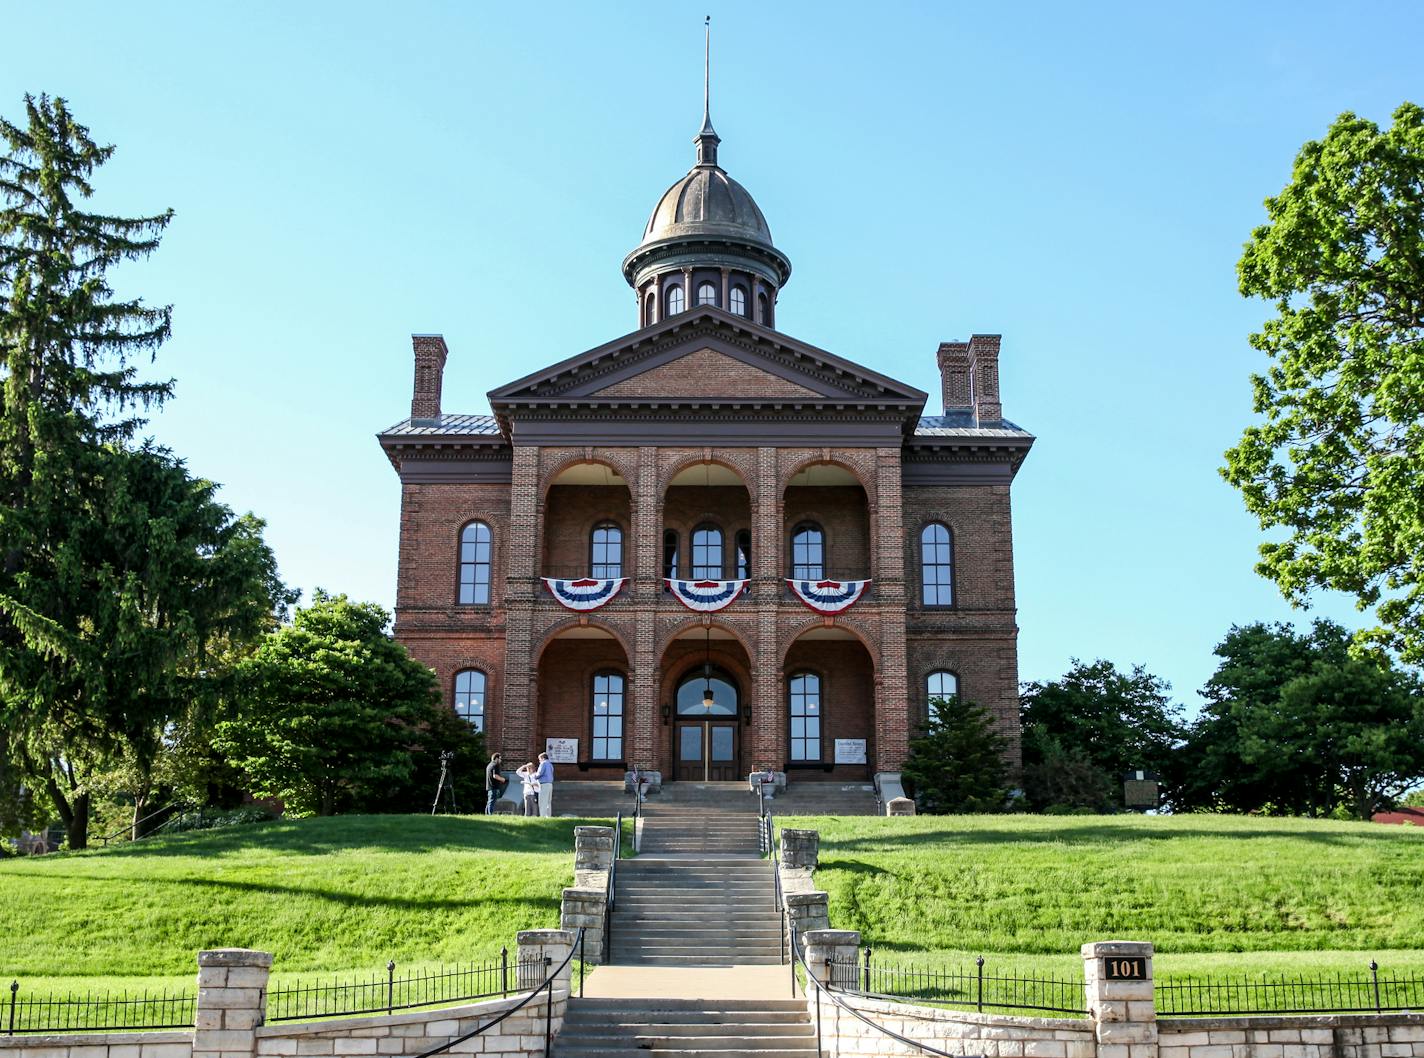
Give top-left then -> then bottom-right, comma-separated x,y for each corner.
380,308 -> 1033,790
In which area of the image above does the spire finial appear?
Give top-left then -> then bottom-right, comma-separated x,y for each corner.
695,15 -> 720,166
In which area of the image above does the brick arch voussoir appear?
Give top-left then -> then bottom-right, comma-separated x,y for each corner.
778,615 -> 881,673
539,452 -> 639,504
658,451 -> 758,497
654,614 -> 758,663
532,615 -> 634,667
777,453 -> 878,497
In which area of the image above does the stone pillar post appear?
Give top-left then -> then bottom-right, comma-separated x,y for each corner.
779,828 -> 819,893
517,929 -> 576,992
784,891 -> 830,956
559,889 -> 606,966
802,929 -> 860,990
573,825 -> 614,886
1083,941 -> 1157,1058
193,948 -> 271,1058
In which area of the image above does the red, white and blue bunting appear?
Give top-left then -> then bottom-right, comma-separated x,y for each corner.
786,579 -> 872,615
542,577 -> 627,612
665,579 -> 748,613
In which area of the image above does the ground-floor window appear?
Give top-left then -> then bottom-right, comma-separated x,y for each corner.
454,669 -> 486,730
788,671 -> 822,762
927,670 -> 959,721
591,671 -> 625,760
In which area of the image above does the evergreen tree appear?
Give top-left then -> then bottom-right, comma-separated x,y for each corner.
902,696 -> 1010,814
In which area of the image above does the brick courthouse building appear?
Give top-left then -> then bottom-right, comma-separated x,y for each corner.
377,102 -> 1034,793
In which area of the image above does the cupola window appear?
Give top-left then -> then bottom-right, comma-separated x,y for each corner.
667,285 -> 685,316
756,292 -> 768,325
697,282 -> 717,307
729,286 -> 746,316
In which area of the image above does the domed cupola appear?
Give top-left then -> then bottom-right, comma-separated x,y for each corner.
623,23 -> 791,330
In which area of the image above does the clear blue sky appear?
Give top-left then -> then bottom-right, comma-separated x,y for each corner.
5,2 -> 1420,712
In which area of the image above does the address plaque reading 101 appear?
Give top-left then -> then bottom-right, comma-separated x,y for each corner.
1103,958 -> 1147,981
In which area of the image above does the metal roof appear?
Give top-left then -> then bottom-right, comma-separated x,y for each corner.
380,414 -> 502,437
914,414 -> 1034,440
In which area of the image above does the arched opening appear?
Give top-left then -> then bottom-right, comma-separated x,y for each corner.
536,624 -> 631,777
756,291 -> 769,325
696,281 -> 718,307
643,291 -> 656,327
729,286 -> 747,317
783,626 -> 876,779
782,463 -> 871,581
666,284 -> 685,316
660,624 -> 751,782
541,462 -> 632,580
662,462 -> 751,582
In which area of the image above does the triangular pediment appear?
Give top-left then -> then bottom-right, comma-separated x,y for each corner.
488,306 -> 928,408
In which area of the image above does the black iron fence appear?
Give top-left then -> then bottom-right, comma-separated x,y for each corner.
265,954 -> 529,1023
1155,963 -> 1424,1017
5,981 -> 196,1035
834,952 -> 1088,1017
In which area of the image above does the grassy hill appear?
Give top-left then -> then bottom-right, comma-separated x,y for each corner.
779,813 -> 1424,979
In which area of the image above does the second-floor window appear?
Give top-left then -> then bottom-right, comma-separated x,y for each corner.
735,530 -> 751,580
591,522 -> 622,578
663,529 -> 679,582
921,523 -> 954,606
692,524 -> 724,579
791,523 -> 824,580
458,521 -> 492,604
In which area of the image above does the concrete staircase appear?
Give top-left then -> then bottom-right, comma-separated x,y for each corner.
553,998 -> 815,1058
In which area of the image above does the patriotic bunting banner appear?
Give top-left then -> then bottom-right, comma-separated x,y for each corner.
786,578 -> 872,615
665,578 -> 748,613
542,577 -> 627,612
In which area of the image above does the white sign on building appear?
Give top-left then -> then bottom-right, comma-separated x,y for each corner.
545,738 -> 579,764
834,739 -> 867,765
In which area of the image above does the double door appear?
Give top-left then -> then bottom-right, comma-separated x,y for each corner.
675,720 -> 739,781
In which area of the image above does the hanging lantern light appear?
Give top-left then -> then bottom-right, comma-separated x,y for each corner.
702,626 -> 715,709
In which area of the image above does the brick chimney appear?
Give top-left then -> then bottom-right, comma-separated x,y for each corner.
935,333 -> 1002,423
410,334 -> 448,424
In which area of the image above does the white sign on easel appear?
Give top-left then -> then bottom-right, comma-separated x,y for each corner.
545,738 -> 578,764
834,739 -> 867,765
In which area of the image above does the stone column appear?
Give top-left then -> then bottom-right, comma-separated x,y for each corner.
802,929 -> 860,990
785,891 -> 830,957
193,948 -> 271,1058
559,889 -> 606,965
631,446 -> 660,771
517,929 -> 576,992
573,825 -> 614,886
779,828 -> 819,893
1083,941 -> 1157,1058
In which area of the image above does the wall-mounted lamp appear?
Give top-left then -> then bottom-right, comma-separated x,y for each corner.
660,703 -> 671,725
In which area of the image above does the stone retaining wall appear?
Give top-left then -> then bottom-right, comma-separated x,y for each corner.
813,992 -> 1094,1057
0,1030 -> 193,1058
1158,1015 -> 1424,1058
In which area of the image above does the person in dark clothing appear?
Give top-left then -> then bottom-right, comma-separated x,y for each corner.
484,753 -> 507,815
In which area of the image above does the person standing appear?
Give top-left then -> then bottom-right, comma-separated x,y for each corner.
484,753 -> 507,815
516,761 -> 540,817
535,751 -> 555,817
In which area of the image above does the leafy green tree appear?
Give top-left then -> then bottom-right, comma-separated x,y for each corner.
1178,620 -> 1424,818
1224,102 -> 1424,662
0,96 -> 288,848
1019,660 -> 1185,809
216,593 -> 453,817
902,696 -> 1010,814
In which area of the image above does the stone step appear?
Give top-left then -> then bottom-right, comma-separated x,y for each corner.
565,1009 -> 807,1025
570,999 -> 808,1011
554,1046 -> 816,1058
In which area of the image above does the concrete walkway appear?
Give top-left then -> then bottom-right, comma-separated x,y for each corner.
580,964 -> 798,1000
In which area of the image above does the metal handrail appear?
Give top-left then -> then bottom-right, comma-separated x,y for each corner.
410,927 -> 583,1058
93,801 -> 192,847
604,812 -> 621,964
791,929 -> 966,1058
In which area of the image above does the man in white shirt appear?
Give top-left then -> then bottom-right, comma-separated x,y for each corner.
534,752 -> 555,817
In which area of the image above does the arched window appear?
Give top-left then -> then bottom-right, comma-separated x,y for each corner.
729,286 -> 747,317
666,284 -> 685,315
791,523 -> 825,580
757,292 -> 769,325
591,522 -> 622,579
696,281 -> 717,307
676,666 -> 738,716
663,529 -> 679,583
788,672 -> 822,762
927,670 -> 959,722
691,524 -> 724,579
643,291 -> 655,326
735,530 -> 751,580
454,670 -> 486,730
458,522 -> 492,604
591,671 -> 625,761
921,523 -> 954,606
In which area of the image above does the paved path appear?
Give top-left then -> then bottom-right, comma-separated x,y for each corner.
580,964 -> 797,1000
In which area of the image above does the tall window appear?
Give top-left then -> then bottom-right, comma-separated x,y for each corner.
921,523 -> 954,606
757,292 -> 769,324
927,670 -> 959,721
697,281 -> 717,306
788,672 -> 821,762
454,670 -> 486,730
735,529 -> 751,580
458,522 -> 492,604
791,523 -> 825,580
591,671 -> 625,761
663,529 -> 679,582
643,292 -> 655,326
692,524 -> 724,579
591,522 -> 622,578
729,286 -> 746,317
666,285 -> 685,315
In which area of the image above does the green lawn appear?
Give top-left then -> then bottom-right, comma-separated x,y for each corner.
0,814 -> 608,996
777,813 -> 1424,980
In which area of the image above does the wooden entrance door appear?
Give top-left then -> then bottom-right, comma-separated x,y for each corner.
675,720 -> 740,782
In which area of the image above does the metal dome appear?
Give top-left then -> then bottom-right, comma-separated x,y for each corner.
639,164 -> 774,248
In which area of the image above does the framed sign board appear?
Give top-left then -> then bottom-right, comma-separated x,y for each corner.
1103,956 -> 1148,981
545,738 -> 578,764
834,739 -> 867,765
1123,779 -> 1160,808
